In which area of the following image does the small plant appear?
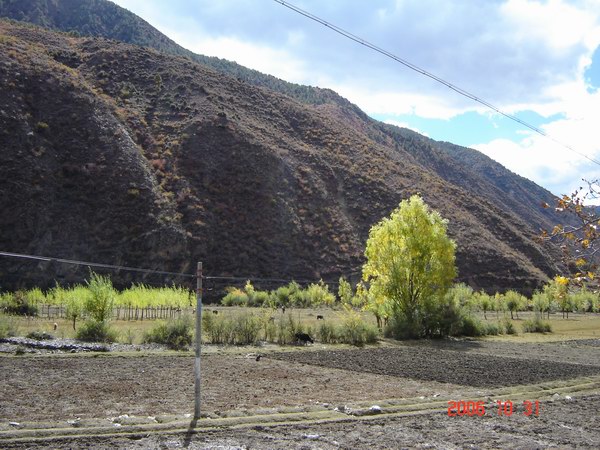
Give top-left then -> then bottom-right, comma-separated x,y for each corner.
36,121 -> 49,132
14,345 -> 26,356
503,319 -> 517,335
522,317 -> 552,333
144,316 -> 193,350
76,320 -> 117,343
317,321 -> 339,344
484,322 -> 502,336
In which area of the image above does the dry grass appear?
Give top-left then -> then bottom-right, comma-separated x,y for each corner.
480,311 -> 600,342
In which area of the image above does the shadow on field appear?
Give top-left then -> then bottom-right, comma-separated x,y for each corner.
183,418 -> 198,448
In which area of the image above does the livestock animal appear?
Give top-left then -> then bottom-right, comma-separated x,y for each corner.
316,315 -> 324,320
295,332 -> 314,345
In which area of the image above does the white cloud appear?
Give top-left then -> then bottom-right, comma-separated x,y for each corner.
166,31 -> 310,84
500,0 -> 598,52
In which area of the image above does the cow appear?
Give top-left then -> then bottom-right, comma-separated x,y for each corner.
295,332 -> 314,345
316,315 -> 324,320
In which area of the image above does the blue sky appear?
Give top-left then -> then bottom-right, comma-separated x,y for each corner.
112,0 -> 600,201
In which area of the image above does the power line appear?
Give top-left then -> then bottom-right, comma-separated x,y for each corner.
0,251 -> 347,285
273,0 -> 600,167
0,251 -> 195,278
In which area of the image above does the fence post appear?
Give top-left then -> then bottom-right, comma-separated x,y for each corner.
194,262 -> 203,420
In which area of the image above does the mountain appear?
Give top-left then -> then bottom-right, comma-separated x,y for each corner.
0,4 -> 568,295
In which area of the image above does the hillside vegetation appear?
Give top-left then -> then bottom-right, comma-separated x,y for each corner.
0,6 -> 567,294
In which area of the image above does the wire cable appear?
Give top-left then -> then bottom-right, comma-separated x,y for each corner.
0,251 -> 195,278
0,251 -> 346,285
273,0 -> 600,167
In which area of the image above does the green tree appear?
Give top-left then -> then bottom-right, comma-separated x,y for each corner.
504,290 -> 525,319
363,195 -> 457,338
475,291 -> 492,320
544,276 -> 570,318
84,272 -> 116,323
338,276 -> 353,305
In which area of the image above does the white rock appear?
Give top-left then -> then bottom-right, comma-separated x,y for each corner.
565,395 -> 573,401
303,434 -> 320,440
370,405 -> 382,414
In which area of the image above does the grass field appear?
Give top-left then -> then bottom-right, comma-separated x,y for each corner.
5,306 -> 599,345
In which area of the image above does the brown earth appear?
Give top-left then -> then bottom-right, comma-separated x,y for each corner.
0,340 -> 599,449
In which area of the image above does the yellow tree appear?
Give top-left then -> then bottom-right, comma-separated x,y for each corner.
543,179 -> 599,282
363,195 -> 457,337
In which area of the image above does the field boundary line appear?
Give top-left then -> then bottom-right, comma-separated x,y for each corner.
2,383 -> 599,444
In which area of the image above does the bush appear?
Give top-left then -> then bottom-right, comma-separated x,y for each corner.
503,319 -> 517,335
1,291 -> 38,316
522,318 -> 552,333
144,316 -> 193,350
232,313 -> 262,345
221,288 -> 248,306
202,312 -> 234,344
249,291 -> 270,307
305,281 -> 336,307
453,315 -> 486,337
0,313 -> 18,339
317,321 -> 339,344
385,314 -> 418,339
484,322 -> 502,336
277,315 -> 306,345
76,320 -> 117,343
339,309 -> 378,346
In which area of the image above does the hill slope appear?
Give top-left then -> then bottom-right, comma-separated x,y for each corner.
0,20 -> 565,295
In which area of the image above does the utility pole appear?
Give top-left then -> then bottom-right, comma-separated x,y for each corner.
194,262 -> 203,420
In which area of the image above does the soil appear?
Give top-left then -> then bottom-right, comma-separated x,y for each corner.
271,343 -> 600,387
1,339 -> 599,449
7,396 -> 598,449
